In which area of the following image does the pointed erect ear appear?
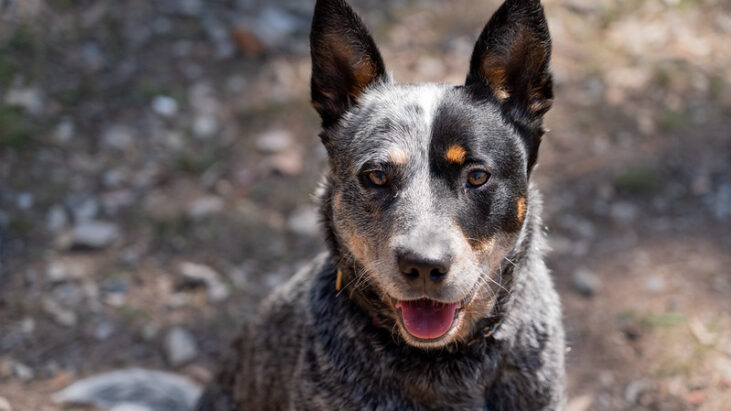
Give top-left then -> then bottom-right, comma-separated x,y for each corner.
466,0 -> 553,128
310,0 -> 387,128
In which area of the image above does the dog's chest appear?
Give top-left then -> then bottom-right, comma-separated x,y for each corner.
307,295 -> 501,409
298,356 -> 496,411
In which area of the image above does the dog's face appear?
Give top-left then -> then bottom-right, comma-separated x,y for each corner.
311,0 -> 552,348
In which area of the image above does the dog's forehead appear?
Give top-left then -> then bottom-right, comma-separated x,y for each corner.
341,83 -> 448,170
338,82 -> 513,172
357,83 -> 446,125
342,83 -> 446,167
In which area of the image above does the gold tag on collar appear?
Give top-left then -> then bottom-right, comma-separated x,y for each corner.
335,269 -> 343,291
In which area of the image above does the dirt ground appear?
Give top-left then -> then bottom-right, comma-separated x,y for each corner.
0,0 -> 729,410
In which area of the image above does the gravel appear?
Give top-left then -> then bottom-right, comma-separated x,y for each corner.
11,362 -> 34,383
179,262 -> 230,302
255,129 -> 293,153
571,268 -> 601,297
164,326 -> 199,367
151,95 -> 179,117
42,298 -> 78,327
70,221 -> 120,249
287,205 -> 320,237
46,205 -> 68,232
0,396 -> 11,411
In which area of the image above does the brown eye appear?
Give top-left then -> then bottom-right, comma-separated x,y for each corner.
467,170 -> 489,187
368,170 -> 388,186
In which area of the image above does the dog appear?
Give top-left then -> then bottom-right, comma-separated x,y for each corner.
196,0 -> 565,409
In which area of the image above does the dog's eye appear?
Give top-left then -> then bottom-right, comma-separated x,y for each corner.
467,170 -> 489,187
368,170 -> 388,186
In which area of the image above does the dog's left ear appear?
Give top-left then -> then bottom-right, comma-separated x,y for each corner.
466,0 -> 552,169
310,0 -> 387,129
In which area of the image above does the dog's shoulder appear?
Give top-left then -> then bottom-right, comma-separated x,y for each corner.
262,252 -> 329,310
196,254 -> 330,410
248,254 -> 333,404
251,252 -> 328,350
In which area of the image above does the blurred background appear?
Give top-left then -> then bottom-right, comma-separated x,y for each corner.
0,0 -> 729,409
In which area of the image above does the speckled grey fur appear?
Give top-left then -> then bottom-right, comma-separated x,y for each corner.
197,186 -> 564,410
196,1 -> 565,409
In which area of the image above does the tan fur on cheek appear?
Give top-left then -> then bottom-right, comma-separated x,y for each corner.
333,192 -> 342,212
456,226 -> 484,253
516,196 -> 527,224
479,237 -> 496,253
457,288 -> 499,339
466,236 -> 495,253
445,145 -> 467,164
343,229 -> 370,262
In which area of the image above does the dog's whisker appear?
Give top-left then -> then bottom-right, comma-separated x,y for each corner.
479,273 -> 509,294
337,274 -> 360,297
503,256 -> 518,268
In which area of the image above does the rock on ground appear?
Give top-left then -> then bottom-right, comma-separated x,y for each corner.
71,221 -> 120,249
255,129 -> 293,153
12,362 -> 34,382
163,326 -> 199,367
151,95 -> 178,117
287,205 -> 320,237
179,262 -> 229,302
572,268 -> 601,297
52,368 -> 201,411
42,298 -> 78,327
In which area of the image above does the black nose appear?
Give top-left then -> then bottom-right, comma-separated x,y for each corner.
397,250 -> 452,283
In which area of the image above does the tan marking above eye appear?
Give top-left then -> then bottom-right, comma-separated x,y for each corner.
516,197 -> 527,223
388,148 -> 408,165
445,145 -> 467,164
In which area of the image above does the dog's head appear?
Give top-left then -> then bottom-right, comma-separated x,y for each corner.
311,0 -> 552,348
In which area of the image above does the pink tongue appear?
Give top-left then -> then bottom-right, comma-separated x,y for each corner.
396,299 -> 459,339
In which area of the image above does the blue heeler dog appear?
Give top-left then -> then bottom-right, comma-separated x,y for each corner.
197,0 -> 565,409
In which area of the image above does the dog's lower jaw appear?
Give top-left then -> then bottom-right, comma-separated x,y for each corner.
335,260 -> 504,349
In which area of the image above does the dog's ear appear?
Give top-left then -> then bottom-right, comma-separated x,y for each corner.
466,0 -> 552,168
466,0 -> 552,119
310,0 -> 387,129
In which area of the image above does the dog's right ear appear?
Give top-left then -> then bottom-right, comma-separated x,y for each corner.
310,0 -> 387,129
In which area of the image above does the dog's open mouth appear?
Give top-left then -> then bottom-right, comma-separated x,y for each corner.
395,299 -> 461,340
